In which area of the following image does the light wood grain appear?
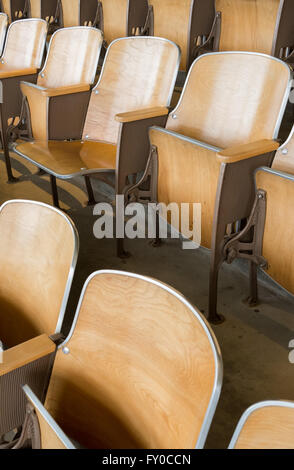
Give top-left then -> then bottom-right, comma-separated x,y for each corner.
38,27 -> 102,88
216,0 -> 280,54
0,66 -> 37,77
1,0 -> 11,21
20,81 -> 48,140
16,140 -> 117,175
167,53 -> 290,149
60,0 -> 80,27
101,0 -> 128,45
256,169 -> 294,295
0,334 -> 55,376
29,0 -> 41,18
115,106 -> 169,123
45,272 -> 218,449
149,0 -> 191,70
1,19 -> 47,69
0,13 -> 8,55
272,125 -> 294,174
150,128 -> 220,249
83,37 -> 179,144
0,201 -> 76,348
218,139 -> 279,163
233,404 -> 294,449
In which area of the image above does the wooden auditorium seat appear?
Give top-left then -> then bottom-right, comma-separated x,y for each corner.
0,18 -> 47,182
0,199 -> 78,443
272,125 -> 294,174
229,401 -> 294,449
13,270 -> 222,449
14,36 -> 180,208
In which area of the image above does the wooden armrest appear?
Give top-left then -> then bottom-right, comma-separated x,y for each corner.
217,140 -> 280,163
21,82 -> 90,98
0,334 -> 55,376
0,67 -> 38,79
115,107 -> 169,123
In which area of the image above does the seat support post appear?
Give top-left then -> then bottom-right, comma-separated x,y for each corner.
50,174 -> 60,208
84,175 -> 96,206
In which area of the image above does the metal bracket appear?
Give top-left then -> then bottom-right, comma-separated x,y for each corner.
223,189 -> 268,269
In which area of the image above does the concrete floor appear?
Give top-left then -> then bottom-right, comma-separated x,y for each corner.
0,103 -> 293,449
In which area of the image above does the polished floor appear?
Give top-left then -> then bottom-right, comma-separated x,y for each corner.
0,103 -> 293,449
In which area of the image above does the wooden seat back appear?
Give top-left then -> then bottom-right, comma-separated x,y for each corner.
255,168 -> 294,296
82,36 -> 180,144
1,0 -> 26,22
59,0 -> 98,27
44,271 -> 222,449
1,18 -> 47,69
166,52 -> 290,148
0,12 -> 8,54
272,125 -> 294,174
37,26 -> 103,88
0,200 -> 78,349
148,0 -> 216,71
216,0 -> 281,54
229,401 -> 294,449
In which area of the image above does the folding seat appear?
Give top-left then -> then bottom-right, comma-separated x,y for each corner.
229,401 -> 294,449
146,0 -> 221,73
0,12 -> 8,55
0,199 -> 78,444
14,36 -> 180,209
6,26 -> 103,185
58,0 -> 99,28
9,270 -> 222,449
97,0 -> 148,46
216,0 -> 294,61
126,52 -> 291,324
27,0 -> 59,27
0,18 -> 47,182
0,0 -> 26,22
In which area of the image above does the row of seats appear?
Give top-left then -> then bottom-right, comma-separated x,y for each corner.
0,199 -> 294,449
1,1 -> 293,71
0,21 -> 292,325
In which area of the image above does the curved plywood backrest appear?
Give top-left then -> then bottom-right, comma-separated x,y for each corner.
149,0 -> 192,71
272,125 -> 294,174
216,0 -> 280,54
0,13 -> 8,55
229,401 -> 294,449
166,52 -> 291,149
100,0 -> 128,45
83,37 -> 180,144
60,0 -> 80,27
255,168 -> 294,295
37,27 -> 103,88
1,18 -> 47,68
23,385 -> 75,449
0,200 -> 78,349
45,271 -> 222,449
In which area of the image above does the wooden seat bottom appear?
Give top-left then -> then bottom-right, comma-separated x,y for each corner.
15,140 -> 117,178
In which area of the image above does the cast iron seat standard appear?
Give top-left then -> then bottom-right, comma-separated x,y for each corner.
0,12 -> 8,55
8,26 -> 103,191
0,199 -> 78,445
11,270 -> 222,449
0,0 -> 26,22
229,401 -> 294,449
14,36 -> 180,209
216,0 -> 294,63
27,0 -> 59,27
58,0 -> 99,28
145,0 -> 221,73
126,51 -> 291,324
96,0 -> 148,46
0,18 -> 47,182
